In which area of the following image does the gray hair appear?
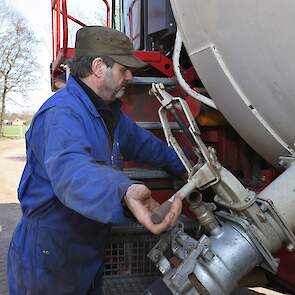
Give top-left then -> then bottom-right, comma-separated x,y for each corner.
69,55 -> 115,78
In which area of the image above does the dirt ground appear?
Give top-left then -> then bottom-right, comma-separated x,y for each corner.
0,138 -> 26,204
0,139 -> 290,295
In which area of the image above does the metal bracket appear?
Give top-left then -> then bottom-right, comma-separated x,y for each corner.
150,83 -> 220,187
151,222 -> 211,291
257,198 -> 295,252
171,226 -> 199,261
279,155 -> 295,169
216,211 -> 279,273
148,230 -> 171,262
171,235 -> 211,290
214,190 -> 257,211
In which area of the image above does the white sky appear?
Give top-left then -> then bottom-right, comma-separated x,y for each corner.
6,0 -> 53,113
5,0 -> 108,113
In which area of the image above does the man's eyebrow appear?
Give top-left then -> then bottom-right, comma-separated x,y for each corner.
121,66 -> 129,72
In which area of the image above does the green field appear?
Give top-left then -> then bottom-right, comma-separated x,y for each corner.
1,125 -> 30,138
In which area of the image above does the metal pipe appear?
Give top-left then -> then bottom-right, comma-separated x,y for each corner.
187,191 -> 221,236
202,223 -> 263,294
111,0 -> 116,28
258,162 -> 295,232
162,223 -> 263,295
172,30 -> 217,109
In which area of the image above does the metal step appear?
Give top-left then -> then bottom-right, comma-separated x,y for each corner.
129,77 -> 176,86
123,168 -> 169,179
137,121 -> 180,130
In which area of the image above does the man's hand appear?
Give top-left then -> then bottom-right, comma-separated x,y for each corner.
124,184 -> 182,235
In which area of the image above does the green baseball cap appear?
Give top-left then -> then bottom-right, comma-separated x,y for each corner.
75,26 -> 146,69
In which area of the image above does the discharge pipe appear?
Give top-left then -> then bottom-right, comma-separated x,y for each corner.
259,161 -> 295,235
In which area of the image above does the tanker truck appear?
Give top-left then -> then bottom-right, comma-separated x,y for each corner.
50,1 -> 295,294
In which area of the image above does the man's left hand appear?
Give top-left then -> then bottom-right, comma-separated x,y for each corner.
124,184 -> 182,235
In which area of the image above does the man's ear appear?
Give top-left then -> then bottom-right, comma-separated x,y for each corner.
92,58 -> 106,77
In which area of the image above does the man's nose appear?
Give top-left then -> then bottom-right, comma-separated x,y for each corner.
125,69 -> 133,81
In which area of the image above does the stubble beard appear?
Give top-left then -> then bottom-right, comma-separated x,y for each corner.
114,86 -> 126,98
104,69 -> 126,100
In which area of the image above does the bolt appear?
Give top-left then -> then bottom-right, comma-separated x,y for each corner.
186,242 -> 195,251
256,211 -> 267,223
153,254 -> 160,262
201,248 -> 214,263
287,244 -> 295,252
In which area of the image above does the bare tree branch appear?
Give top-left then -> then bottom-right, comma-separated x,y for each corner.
0,2 -> 40,135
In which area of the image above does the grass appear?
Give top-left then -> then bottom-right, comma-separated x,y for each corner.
1,125 -> 30,138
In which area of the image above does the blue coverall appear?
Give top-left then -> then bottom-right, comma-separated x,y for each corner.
7,75 -> 185,294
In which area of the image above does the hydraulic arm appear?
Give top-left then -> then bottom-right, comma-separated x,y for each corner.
148,83 -> 295,295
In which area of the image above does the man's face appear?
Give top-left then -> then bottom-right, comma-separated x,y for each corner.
102,63 -> 133,103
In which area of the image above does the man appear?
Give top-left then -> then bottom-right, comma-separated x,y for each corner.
8,26 -> 185,294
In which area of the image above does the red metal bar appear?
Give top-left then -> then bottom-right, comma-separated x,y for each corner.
132,51 -> 161,62
56,0 -> 60,59
61,0 -> 68,55
59,11 -> 86,27
51,3 -> 55,60
52,0 -> 112,64
51,48 -> 75,74
133,51 -> 174,77
127,0 -> 139,41
51,0 -> 114,91
102,0 -> 110,28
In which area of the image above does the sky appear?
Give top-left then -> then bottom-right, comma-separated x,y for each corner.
5,0 -> 108,113
6,0 -> 53,113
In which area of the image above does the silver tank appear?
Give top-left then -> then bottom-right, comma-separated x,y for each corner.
170,0 -> 295,167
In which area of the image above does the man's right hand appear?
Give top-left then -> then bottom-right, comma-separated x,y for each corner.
123,184 -> 182,235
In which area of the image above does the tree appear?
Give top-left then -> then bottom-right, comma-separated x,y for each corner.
0,3 -> 39,135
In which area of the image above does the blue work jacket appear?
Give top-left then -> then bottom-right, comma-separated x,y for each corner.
7,75 -> 185,295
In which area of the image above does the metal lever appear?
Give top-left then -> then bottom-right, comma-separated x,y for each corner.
150,83 -> 220,224
151,162 -> 219,224
151,181 -> 197,224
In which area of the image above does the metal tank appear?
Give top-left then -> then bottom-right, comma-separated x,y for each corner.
170,0 -> 295,167
146,2 -> 295,294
